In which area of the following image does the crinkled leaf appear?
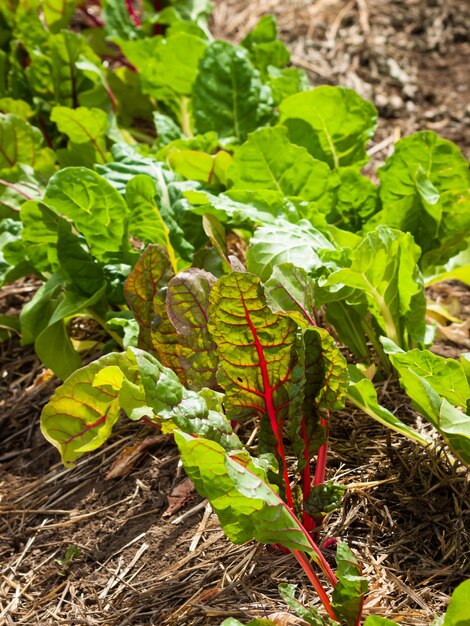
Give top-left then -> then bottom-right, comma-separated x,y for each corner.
267,65 -> 311,105
209,272 -> 302,429
327,167 -> 378,231
19,200 -> 62,272
43,167 -> 129,262
123,244 -> 183,377
331,542 -> 367,626
265,263 -> 316,328
346,365 -> 431,447
306,327 -> 348,412
166,268 -> 218,389
247,219 -> 335,282
373,131 -> 470,269
193,40 -> 274,141
228,127 -> 333,205
325,226 -> 428,349
279,86 -> 377,169
304,483 -> 345,519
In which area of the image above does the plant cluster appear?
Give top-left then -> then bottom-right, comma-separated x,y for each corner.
1,1 -> 469,623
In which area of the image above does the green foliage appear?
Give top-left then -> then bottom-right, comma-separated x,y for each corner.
193,40 -> 274,141
279,86 -> 378,168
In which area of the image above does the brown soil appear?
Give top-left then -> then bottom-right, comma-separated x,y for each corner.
1,1 -> 470,625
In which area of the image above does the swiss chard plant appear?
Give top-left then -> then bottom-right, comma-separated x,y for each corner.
40,248 -> 368,624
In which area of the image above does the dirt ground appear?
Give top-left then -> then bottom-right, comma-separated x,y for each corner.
1,1 -> 469,625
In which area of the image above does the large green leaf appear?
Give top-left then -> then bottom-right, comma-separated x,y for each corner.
175,430 -> 314,552
373,132 -> 470,269
193,40 -> 274,141
246,219 -> 335,282
346,365 -> 430,447
324,226 -> 428,349
51,106 -> 109,164
41,347 -> 239,466
228,126 -> 333,204
43,167 -> 129,262
279,86 -> 377,169
119,32 -> 207,98
166,268 -> 218,389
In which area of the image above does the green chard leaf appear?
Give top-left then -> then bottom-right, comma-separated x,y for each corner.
331,542 -> 367,626
346,364 -> 431,447
119,32 -> 207,102
324,226 -> 429,350
227,126 -> 333,206
43,167 -> 129,262
372,131 -> 470,270
41,347 -> 241,467
279,86 -> 377,169
265,263 -> 317,328
51,106 -> 109,165
193,40 -> 274,141
102,0 -> 142,41
175,430 -> 315,552
125,174 -> 180,270
382,339 -> 470,465
0,113 -> 44,171
246,219 -> 336,282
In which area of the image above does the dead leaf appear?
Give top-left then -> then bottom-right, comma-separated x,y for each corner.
267,612 -> 310,626
163,476 -> 196,517
105,435 -> 165,479
436,319 -> 470,349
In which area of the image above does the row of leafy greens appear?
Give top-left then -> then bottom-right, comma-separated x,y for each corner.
1,1 -> 469,623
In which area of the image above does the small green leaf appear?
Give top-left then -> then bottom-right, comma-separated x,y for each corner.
331,542 -> 367,626
0,113 -> 43,171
